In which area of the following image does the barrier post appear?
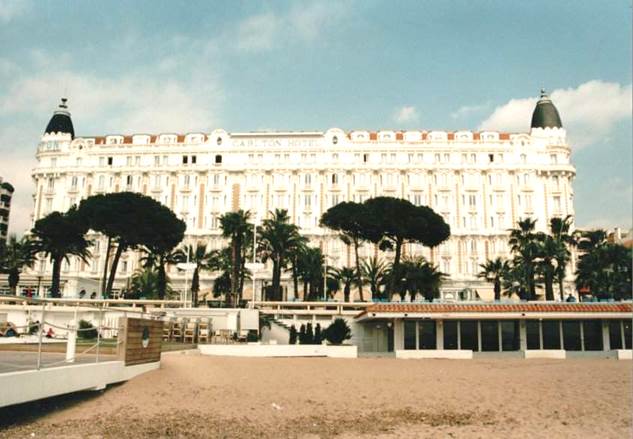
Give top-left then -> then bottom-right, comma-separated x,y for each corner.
66,319 -> 77,363
36,302 -> 46,370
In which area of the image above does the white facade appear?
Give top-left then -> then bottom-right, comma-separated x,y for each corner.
28,113 -> 575,298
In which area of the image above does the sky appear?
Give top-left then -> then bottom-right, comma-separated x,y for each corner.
0,0 -> 631,235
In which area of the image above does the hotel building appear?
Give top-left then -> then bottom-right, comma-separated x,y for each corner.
0,177 -> 14,242
22,92 -> 575,298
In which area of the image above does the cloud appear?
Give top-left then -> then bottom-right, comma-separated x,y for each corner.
0,0 -> 30,23
0,57 -> 225,234
479,80 -> 632,147
451,102 -> 491,119
0,68 -> 224,134
393,106 -> 419,124
236,13 -> 282,51
234,2 -> 352,52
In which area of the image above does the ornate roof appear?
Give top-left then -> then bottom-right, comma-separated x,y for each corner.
531,89 -> 562,129
44,98 -> 75,138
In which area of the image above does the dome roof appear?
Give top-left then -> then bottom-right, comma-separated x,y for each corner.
44,98 -> 75,138
530,89 -> 562,129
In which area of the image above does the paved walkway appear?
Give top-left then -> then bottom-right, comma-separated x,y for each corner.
0,351 -> 116,373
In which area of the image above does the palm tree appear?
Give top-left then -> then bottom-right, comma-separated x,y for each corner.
549,215 -> 575,300
0,235 -> 36,295
478,257 -> 510,301
575,230 -> 632,300
287,236 -> 309,299
508,218 -> 540,300
297,246 -> 325,300
360,257 -> 387,300
332,266 -> 358,302
396,257 -> 446,302
29,209 -> 91,297
220,210 -> 251,305
139,247 -> 183,300
180,242 -> 220,307
130,267 -> 168,300
259,209 -> 303,301
535,234 -> 564,301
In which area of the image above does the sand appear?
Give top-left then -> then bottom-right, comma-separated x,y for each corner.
1,351 -> 630,438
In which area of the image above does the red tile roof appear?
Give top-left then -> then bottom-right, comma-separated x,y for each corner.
356,302 -> 633,319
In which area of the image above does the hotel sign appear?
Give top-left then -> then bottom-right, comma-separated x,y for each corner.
232,137 -> 322,149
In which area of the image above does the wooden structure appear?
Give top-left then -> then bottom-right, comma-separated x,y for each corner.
118,317 -> 163,366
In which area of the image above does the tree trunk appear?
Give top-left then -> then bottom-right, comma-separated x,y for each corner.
303,279 -> 309,300
387,238 -> 403,296
292,257 -> 299,299
353,239 -> 364,301
527,263 -> 536,300
344,284 -> 350,302
545,269 -> 555,301
106,243 -> 125,297
558,274 -> 565,301
51,256 -> 62,298
230,237 -> 239,306
100,236 -> 112,296
494,279 -> 501,301
238,255 -> 246,304
272,257 -> 281,301
191,267 -> 200,307
8,268 -> 19,295
157,259 -> 167,300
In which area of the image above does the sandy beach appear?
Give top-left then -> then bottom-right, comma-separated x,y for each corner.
1,352 -> 630,438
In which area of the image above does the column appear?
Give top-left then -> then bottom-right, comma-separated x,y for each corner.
436,319 -> 444,349
519,320 -> 527,351
393,319 -> 404,351
602,320 -> 610,351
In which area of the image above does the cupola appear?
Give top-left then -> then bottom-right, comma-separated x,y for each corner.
44,98 -> 75,138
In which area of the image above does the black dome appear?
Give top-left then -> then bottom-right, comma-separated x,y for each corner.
530,89 -> 562,129
44,98 -> 75,138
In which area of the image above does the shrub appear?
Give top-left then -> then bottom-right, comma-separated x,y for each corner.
314,323 -> 322,345
305,323 -> 314,345
298,324 -> 306,344
325,318 -> 352,345
78,319 -> 98,339
289,325 -> 297,344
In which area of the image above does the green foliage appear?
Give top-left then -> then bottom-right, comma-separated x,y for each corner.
391,257 -> 446,301
179,242 -> 220,307
79,192 -> 185,296
29,207 -> 91,297
360,257 -> 387,300
324,318 -> 352,345
331,266 -> 359,302
78,319 -> 97,339
314,323 -> 323,344
362,197 -> 450,295
575,231 -> 632,300
298,324 -> 306,344
289,325 -> 298,344
305,322 -> 314,344
259,209 -> 303,301
220,210 -> 252,305
478,257 -> 510,301
0,235 -> 36,295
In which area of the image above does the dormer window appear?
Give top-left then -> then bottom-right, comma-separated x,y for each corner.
332,136 -> 338,145
216,137 -> 222,146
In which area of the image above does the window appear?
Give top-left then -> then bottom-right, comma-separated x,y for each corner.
469,153 -> 476,163
520,154 -> 526,164
582,320 -> 603,351
363,153 -> 369,163
526,320 -> 540,350
304,174 -> 312,185
107,157 -> 113,166
304,194 -> 312,208
182,156 -> 188,164
126,175 -> 133,187
215,155 -> 222,164
443,320 -> 458,349
212,174 -> 221,185
550,154 -> 558,164
135,156 -> 141,166
434,153 -> 441,163
500,320 -> 520,351
418,321 -> 437,349
76,158 -> 82,166
444,153 -> 450,163
468,194 -> 477,208
609,320 -> 623,350
488,153 -> 494,163
404,321 -> 416,350
542,320 -> 561,349
71,176 -> 78,189
481,320 -> 500,351
99,157 -> 105,167
331,173 -> 338,184
191,155 -> 197,164
553,196 -> 561,211
154,156 -> 160,166
459,320 -> 478,351
98,175 -> 105,189
562,320 -> 582,351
